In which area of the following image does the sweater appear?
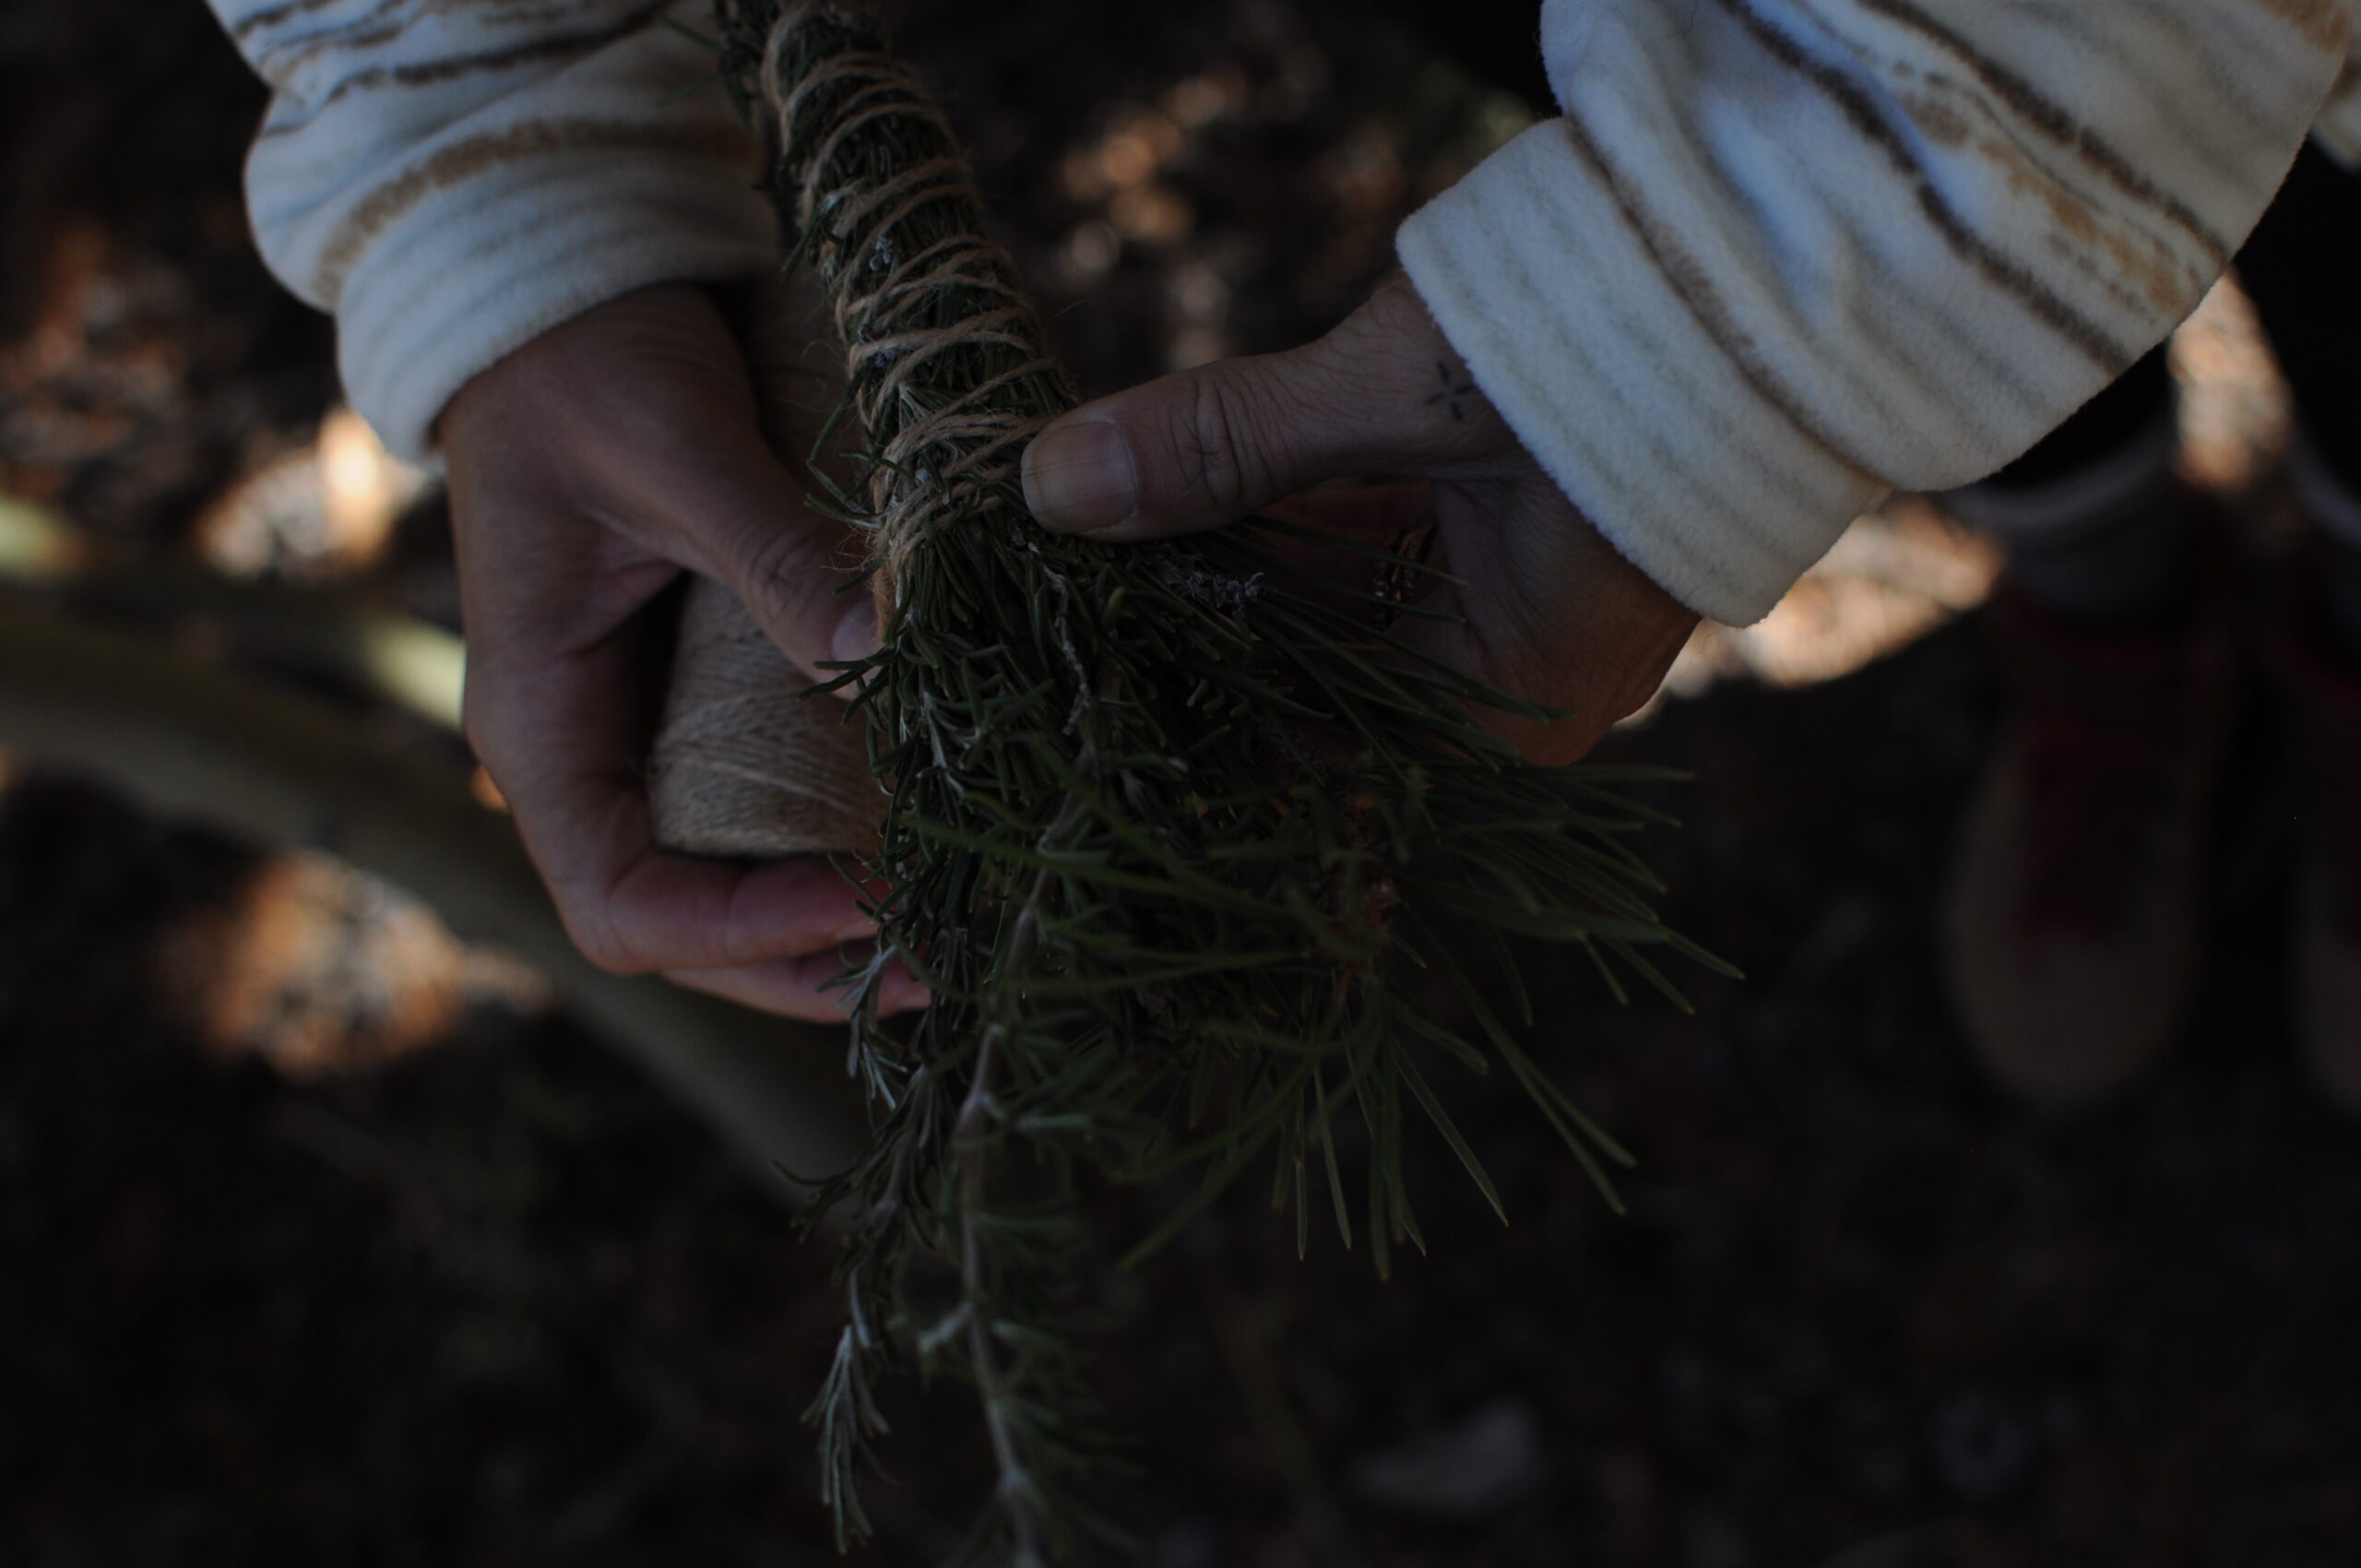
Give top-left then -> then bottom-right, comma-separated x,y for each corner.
208,0 -> 2360,624
210,0 -> 773,467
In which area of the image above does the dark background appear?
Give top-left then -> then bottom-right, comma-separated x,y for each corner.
3,3 -> 2357,1564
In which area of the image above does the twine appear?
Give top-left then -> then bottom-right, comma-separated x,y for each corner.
648,575 -> 884,856
651,2 -> 1073,860
760,5 -> 1076,618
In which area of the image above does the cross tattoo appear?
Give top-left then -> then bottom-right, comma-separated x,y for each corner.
1423,358 -> 1478,422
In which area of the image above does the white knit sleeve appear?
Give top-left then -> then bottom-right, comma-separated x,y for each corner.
1399,0 -> 2349,624
206,0 -> 774,460
2317,43 -> 2361,165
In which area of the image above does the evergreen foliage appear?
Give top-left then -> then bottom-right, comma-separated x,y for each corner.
707,5 -> 1720,1558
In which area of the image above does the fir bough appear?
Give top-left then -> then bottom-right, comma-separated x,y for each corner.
706,5 -> 1723,1559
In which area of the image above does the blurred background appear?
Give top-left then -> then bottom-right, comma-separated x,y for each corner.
2,2 -> 2356,1564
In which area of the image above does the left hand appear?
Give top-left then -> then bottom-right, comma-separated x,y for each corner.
440,283 -> 920,1021
1019,276 -> 1699,765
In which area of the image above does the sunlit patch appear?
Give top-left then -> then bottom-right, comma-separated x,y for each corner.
2172,273 -> 2291,498
0,218 -> 199,508
1165,67 -> 1248,130
1165,260 -> 1235,369
1061,103 -> 1184,203
194,407 -> 426,579
1062,220 -> 1121,282
1053,101 -> 1194,248
1644,501 -> 2004,713
1165,327 -> 1230,372
1167,259 -> 1232,326
157,849 -> 545,1079
468,766 -> 508,813
1096,120 -> 1173,191
1109,184 -> 1194,247
0,494 -> 84,577
356,614 -> 466,731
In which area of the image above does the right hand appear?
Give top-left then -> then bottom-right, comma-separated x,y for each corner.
1021,277 -> 1699,765
439,282 -> 921,1022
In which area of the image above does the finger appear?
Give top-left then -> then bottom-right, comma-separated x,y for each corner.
665,950 -> 932,1021
548,286 -> 879,687
645,414 -> 883,685
1022,276 -> 1497,543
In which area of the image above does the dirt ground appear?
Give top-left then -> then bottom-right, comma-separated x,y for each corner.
4,5 -> 2359,1566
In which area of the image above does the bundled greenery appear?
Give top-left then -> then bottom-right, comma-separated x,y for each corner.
706,4 -> 1719,1560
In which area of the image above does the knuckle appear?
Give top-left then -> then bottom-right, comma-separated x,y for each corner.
561,907 -> 645,977
1179,369 -> 1278,518
738,522 -> 834,628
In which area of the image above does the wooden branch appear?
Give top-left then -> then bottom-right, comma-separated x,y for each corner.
0,595 -> 866,1189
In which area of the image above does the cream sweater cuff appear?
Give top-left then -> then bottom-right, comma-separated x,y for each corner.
1397,121 -> 1882,627
335,148 -> 774,461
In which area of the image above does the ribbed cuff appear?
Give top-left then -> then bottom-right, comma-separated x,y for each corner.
336,144 -> 775,462
2316,91 -> 2361,171
1396,119 -> 1882,626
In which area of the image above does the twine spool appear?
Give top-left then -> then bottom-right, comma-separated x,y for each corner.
647,266 -> 884,858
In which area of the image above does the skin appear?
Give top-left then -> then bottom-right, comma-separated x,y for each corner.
439,276 -> 1697,1020
441,283 -> 918,1022
1022,275 -> 1700,765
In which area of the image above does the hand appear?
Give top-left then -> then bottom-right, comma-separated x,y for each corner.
440,283 -> 922,1020
1019,278 -> 1699,765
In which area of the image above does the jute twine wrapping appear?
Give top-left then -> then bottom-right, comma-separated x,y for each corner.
760,1 -> 1076,619
650,2 -> 1074,861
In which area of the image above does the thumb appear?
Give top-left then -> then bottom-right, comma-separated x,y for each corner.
1022,279 -> 1473,542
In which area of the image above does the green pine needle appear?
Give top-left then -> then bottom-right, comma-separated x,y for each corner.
707,3 -> 1706,1558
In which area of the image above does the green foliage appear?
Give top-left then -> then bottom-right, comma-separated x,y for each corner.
708,5 -> 1718,1560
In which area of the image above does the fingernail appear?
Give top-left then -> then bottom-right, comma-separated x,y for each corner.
830,916 -> 876,945
830,598 -> 878,667
1023,420 -> 1137,533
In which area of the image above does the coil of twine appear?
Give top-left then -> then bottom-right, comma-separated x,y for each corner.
650,1 -> 1074,862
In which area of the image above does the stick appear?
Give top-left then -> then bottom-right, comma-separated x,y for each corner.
0,595 -> 867,1188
